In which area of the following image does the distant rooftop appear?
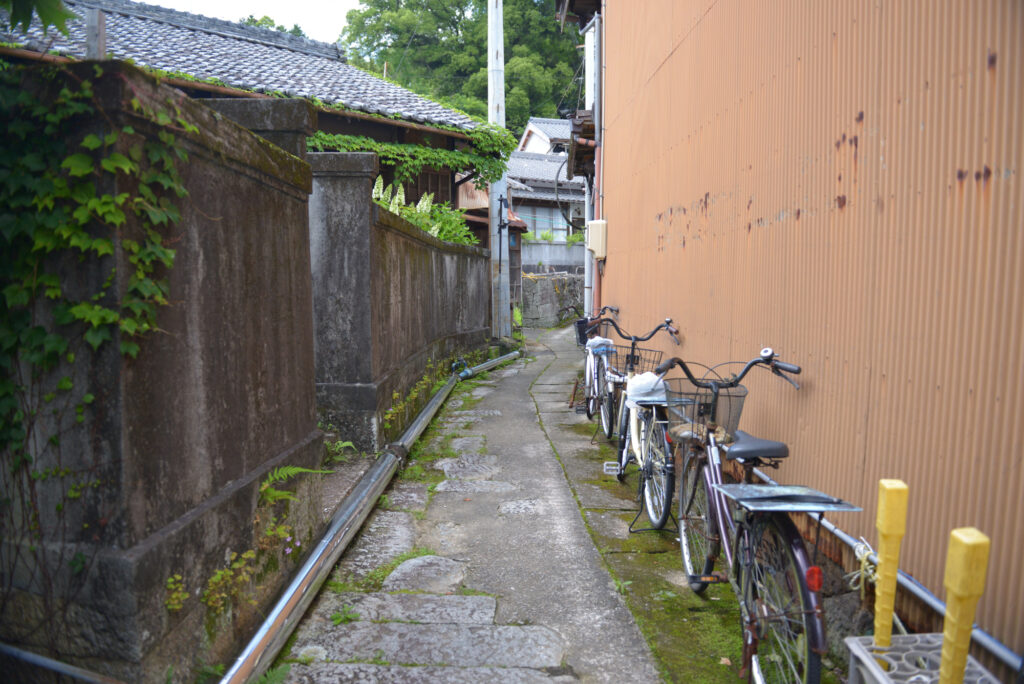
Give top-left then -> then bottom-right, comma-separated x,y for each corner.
0,0 -> 478,130
518,117 -> 572,153
507,152 -> 584,186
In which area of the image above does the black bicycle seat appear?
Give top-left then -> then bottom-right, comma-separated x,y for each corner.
725,430 -> 789,461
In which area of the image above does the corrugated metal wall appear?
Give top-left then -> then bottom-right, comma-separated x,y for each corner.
600,0 -> 1023,659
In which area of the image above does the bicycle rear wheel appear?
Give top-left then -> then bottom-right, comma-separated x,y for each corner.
615,394 -> 630,481
679,449 -> 718,593
600,373 -> 617,439
742,514 -> 823,684
641,409 -> 674,529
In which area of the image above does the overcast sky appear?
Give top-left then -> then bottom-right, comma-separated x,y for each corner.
145,0 -> 364,43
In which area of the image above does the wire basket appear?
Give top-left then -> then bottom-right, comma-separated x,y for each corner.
664,377 -> 748,440
611,345 -> 663,374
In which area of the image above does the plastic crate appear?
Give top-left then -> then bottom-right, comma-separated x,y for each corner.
844,634 -> 998,684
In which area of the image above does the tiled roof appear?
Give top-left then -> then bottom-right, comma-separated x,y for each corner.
0,0 -> 477,130
507,151 -> 584,187
512,188 -> 583,204
529,117 -> 571,142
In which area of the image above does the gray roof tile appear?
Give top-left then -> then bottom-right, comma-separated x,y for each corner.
507,151 -> 585,186
528,117 -> 571,141
1,0 -> 478,131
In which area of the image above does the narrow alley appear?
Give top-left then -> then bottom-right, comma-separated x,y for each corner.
279,326 -> 744,682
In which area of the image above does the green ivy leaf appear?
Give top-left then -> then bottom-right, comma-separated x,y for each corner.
120,340 -> 140,358
100,153 -> 137,175
61,153 -> 94,177
57,376 -> 72,391
83,326 -> 112,350
80,134 -> 102,150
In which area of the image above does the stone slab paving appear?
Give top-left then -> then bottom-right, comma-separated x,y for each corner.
330,510 -> 415,581
383,481 -> 428,511
287,663 -> 567,683
285,326 -> 659,683
291,623 -> 565,669
311,592 -> 496,624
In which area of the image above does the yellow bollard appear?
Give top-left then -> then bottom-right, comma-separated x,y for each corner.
873,479 -> 909,647
939,527 -> 990,684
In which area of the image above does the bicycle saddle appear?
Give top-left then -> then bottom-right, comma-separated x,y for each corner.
724,430 -> 789,461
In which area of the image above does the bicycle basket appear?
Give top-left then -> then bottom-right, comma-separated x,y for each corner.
663,377 -> 747,441
573,318 -> 589,346
612,345 -> 663,373
574,318 -> 611,346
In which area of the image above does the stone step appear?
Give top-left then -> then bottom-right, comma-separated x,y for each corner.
311,592 -> 496,625
285,662 -> 569,683
290,622 -> 566,670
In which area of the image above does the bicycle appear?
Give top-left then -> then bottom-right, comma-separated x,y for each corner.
591,318 -> 680,529
657,349 -> 859,683
567,305 -> 618,424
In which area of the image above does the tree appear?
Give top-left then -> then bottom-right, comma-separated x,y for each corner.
241,14 -> 306,38
1,0 -> 75,33
342,0 -> 581,134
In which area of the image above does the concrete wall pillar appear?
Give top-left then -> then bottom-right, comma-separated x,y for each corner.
308,153 -> 380,449
203,98 -> 317,160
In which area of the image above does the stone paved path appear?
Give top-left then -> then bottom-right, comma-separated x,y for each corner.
283,327 -> 660,682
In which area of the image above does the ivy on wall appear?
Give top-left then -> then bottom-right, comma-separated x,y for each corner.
307,120 -> 516,186
0,58 -> 187,647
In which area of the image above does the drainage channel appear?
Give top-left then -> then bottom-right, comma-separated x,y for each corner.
221,351 -> 520,684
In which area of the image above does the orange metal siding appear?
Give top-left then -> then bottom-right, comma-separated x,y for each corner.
601,0 -> 1023,658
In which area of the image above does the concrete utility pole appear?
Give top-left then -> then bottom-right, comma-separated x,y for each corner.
488,0 -> 511,338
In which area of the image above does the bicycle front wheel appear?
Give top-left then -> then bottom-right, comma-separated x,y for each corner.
585,355 -> 598,419
743,514 -> 823,684
641,409 -> 674,529
679,449 -> 718,593
600,373 -> 616,439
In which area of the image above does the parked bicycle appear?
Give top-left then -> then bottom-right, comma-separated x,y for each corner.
657,349 -> 859,683
567,306 -> 618,426
588,318 -> 680,529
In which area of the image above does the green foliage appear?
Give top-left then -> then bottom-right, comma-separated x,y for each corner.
325,438 -> 356,463
164,573 -> 188,612
201,550 -> 258,613
240,14 -> 306,37
566,230 -> 585,245
539,230 -> 554,242
255,664 -> 291,684
259,465 -> 331,506
193,663 -> 226,684
370,175 -> 477,246
330,605 -> 360,625
512,306 -> 523,328
0,60 -> 188,648
342,0 -> 581,134
308,126 -> 514,186
1,0 -> 75,34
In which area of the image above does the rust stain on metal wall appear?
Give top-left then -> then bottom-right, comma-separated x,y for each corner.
601,0 -> 1023,657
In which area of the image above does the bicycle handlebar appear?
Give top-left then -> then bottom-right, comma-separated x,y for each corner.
588,317 -> 678,345
655,347 -> 801,390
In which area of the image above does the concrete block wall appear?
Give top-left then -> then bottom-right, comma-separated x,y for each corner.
522,240 -> 585,274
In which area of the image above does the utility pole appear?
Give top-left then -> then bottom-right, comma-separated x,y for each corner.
488,0 -> 511,338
